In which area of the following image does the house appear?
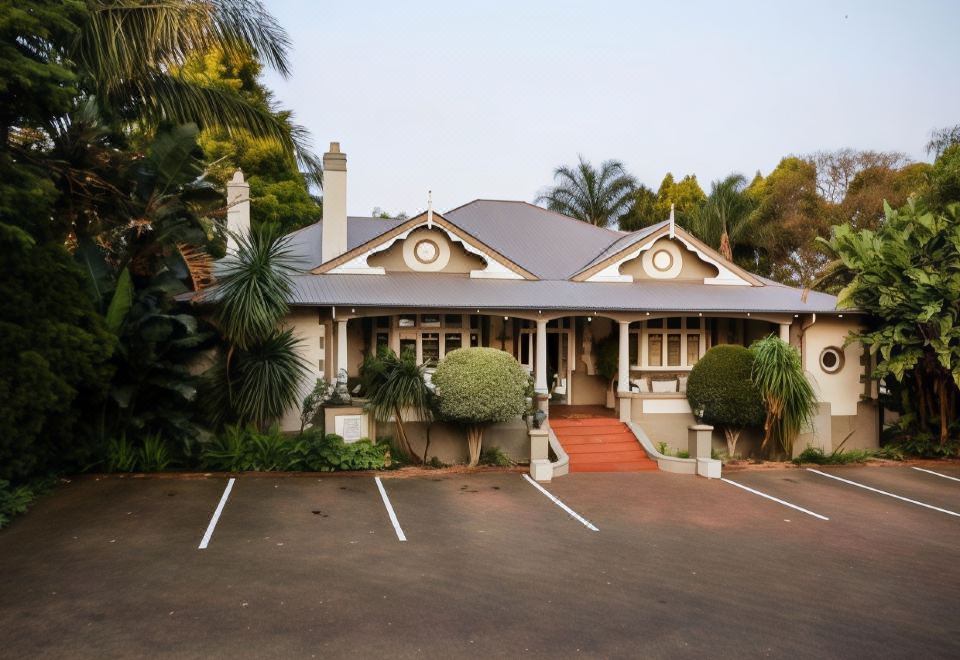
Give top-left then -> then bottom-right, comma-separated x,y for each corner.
223,143 -> 878,473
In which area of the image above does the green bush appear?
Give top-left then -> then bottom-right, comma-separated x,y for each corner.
432,348 -> 528,466
479,446 -> 513,467
793,446 -> 874,465
686,345 -> 765,457
0,480 -> 35,529
200,426 -> 387,472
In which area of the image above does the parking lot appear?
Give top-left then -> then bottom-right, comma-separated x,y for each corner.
1,464 -> 959,659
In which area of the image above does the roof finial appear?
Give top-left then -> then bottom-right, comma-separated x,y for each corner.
669,203 -> 675,239
427,190 -> 433,229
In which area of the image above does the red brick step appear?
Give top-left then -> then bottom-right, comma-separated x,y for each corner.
551,418 -> 657,473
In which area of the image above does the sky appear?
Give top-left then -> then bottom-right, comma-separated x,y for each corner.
262,0 -> 960,218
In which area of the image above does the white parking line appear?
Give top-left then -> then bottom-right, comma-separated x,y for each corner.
912,466 -> 960,483
198,477 -> 236,550
375,477 -> 407,542
720,478 -> 829,521
522,474 -> 599,531
808,468 -> 960,518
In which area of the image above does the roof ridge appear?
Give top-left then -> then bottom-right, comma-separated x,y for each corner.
445,199 -> 623,237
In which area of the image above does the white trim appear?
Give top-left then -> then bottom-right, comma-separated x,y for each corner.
642,398 -> 691,414
584,233 -> 751,286
329,219 -> 524,279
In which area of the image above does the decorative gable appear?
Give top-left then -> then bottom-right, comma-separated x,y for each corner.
574,225 -> 760,286
311,212 -> 536,280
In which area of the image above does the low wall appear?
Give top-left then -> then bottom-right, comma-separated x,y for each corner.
377,418 -> 530,465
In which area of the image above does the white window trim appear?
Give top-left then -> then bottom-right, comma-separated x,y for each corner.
384,314 -> 472,365
631,317 -> 710,371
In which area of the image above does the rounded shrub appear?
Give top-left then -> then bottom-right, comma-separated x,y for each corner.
686,344 -> 765,457
432,348 -> 529,466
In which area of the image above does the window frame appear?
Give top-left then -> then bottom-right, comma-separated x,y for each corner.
631,316 -> 709,371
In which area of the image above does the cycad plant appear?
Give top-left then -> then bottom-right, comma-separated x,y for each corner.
750,336 -> 817,458
362,347 -> 433,464
536,156 -> 637,228
207,228 -> 308,429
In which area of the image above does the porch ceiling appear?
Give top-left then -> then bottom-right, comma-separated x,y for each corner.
287,272 -> 847,315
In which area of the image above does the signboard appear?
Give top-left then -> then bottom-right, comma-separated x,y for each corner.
335,415 -> 365,442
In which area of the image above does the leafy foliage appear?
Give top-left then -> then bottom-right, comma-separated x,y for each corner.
822,200 -> 960,445
793,446 -> 874,465
686,345 -> 765,456
361,346 -> 433,463
536,156 -> 637,228
690,174 -> 758,262
0,479 -> 43,529
432,348 -> 528,466
200,426 -> 387,472
750,336 -> 817,457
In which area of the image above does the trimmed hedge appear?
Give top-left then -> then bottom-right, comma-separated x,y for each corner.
686,345 -> 765,429
432,348 -> 528,424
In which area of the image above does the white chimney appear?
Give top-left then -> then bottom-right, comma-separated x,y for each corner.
225,169 -> 250,253
321,142 -> 348,263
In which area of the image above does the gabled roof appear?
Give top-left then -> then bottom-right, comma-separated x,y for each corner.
286,272 -> 844,314
444,200 -> 624,280
308,209 -> 539,280
285,216 -> 409,270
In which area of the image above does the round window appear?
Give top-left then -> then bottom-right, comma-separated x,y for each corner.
652,250 -> 674,271
414,239 -> 439,264
819,347 -> 844,374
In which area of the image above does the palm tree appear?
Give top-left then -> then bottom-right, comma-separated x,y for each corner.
70,0 -> 321,179
536,156 -> 636,228
690,174 -> 756,261
361,348 -> 433,464
207,228 -> 308,429
750,336 -> 817,458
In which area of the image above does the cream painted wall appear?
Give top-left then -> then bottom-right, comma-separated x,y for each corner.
619,238 -> 719,281
280,307 -> 326,432
367,227 -> 486,273
803,317 -> 863,417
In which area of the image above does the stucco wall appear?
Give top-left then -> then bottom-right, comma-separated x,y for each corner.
367,227 -> 486,273
803,317 -> 863,417
280,307 -> 326,432
377,419 -> 530,465
619,238 -> 719,281
830,401 -> 879,450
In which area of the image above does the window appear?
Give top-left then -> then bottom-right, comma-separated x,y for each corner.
375,316 -> 390,328
398,314 -> 416,328
420,314 -> 441,327
399,338 -> 416,358
375,332 -> 389,350
634,316 -> 709,370
421,333 -> 440,362
470,333 -> 480,347
445,333 -> 462,353
444,314 -> 463,328
820,346 -> 844,373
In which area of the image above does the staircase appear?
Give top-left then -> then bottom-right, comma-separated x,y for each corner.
550,418 -> 658,473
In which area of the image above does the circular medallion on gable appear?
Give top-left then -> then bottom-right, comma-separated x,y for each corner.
415,239 -> 439,264
640,241 -> 683,279
402,228 -> 451,271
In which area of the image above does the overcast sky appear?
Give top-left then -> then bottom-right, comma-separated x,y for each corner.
262,0 -> 960,218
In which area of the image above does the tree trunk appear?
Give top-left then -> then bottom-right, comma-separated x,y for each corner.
393,405 -> 423,464
914,370 -> 928,430
466,426 -> 483,467
723,427 -> 741,458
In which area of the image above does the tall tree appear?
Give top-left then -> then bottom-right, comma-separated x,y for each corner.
927,124 -> 960,159
180,48 -> 321,235
689,173 -> 757,261
618,184 -> 659,231
821,200 -> 960,446
536,156 -> 636,228
653,172 -> 706,230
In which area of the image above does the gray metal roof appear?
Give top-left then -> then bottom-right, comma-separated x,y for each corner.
443,200 -> 626,280
285,216 -> 409,270
287,272 -> 843,314
574,220 -> 670,274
